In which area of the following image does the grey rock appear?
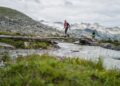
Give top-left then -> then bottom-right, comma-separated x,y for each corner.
0,42 -> 15,49
0,7 -> 63,37
79,37 -> 98,46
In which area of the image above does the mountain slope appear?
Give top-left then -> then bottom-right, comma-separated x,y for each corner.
70,23 -> 120,40
41,21 -> 120,40
0,7 -> 31,20
0,7 -> 62,37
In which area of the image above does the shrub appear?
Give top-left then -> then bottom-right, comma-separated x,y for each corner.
1,52 -> 11,62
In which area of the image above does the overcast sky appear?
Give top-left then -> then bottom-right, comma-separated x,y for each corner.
0,0 -> 120,26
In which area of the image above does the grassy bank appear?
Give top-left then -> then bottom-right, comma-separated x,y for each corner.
0,55 -> 120,86
100,39 -> 120,46
0,31 -> 22,36
0,31 -> 37,37
0,38 -> 52,49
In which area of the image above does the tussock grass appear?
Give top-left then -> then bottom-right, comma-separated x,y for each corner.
0,54 -> 120,86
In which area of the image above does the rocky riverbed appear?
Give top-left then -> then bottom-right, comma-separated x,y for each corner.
0,42 -> 120,70
0,6 -> 120,70
78,37 -> 120,51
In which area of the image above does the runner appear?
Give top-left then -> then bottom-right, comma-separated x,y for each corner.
64,20 -> 70,37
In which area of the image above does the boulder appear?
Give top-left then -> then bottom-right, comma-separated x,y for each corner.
79,38 -> 98,46
24,42 -> 30,48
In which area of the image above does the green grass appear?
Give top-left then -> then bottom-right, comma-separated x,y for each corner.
100,39 -> 120,46
0,31 -> 11,35
0,31 -> 22,36
0,54 -> 120,86
0,38 -> 25,49
1,52 -> 11,62
0,38 -> 52,49
25,41 -> 51,49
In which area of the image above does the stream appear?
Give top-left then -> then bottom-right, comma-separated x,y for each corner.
0,42 -> 120,69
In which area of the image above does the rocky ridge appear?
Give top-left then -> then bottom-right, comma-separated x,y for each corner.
42,21 -> 120,40
0,7 -> 62,37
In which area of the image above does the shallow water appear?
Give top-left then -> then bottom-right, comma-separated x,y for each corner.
52,42 -> 120,69
0,42 -> 120,69
53,42 -> 120,59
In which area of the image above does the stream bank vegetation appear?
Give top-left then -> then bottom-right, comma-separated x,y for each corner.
100,39 -> 120,46
0,31 -> 22,36
0,54 -> 120,86
0,38 -> 53,49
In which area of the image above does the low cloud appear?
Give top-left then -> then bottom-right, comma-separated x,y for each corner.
0,0 -> 120,26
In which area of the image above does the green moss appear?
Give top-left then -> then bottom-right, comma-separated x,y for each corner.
0,55 -> 120,86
